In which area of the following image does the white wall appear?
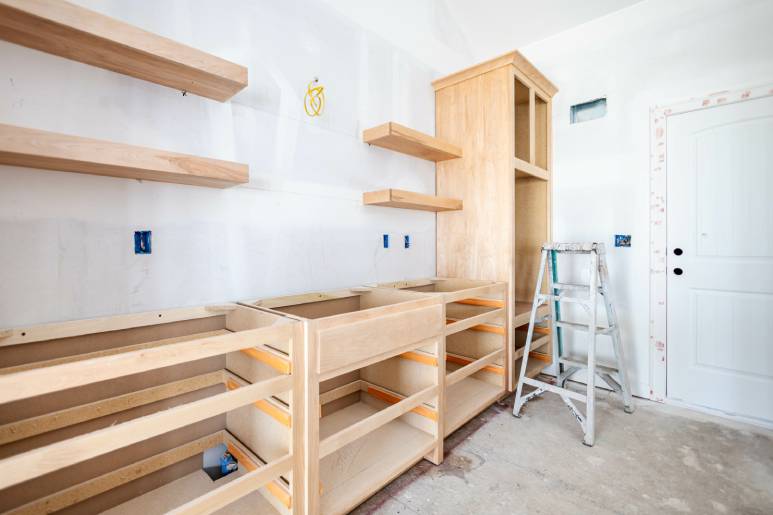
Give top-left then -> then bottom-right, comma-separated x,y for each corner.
520,0 -> 773,396
0,0 -> 439,326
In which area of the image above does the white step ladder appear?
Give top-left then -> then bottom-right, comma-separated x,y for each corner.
512,242 -> 634,446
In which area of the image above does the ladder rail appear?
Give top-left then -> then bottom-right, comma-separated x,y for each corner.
513,249 -> 549,416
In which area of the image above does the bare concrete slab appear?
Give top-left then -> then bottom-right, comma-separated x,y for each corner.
353,384 -> 773,514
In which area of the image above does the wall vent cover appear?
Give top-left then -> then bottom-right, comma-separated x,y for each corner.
570,97 -> 607,124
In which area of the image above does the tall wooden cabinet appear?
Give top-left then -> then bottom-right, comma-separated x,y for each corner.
433,51 -> 558,390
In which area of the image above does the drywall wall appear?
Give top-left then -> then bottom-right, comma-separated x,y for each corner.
0,0 -> 438,326
519,0 -> 773,397
322,0 -> 644,75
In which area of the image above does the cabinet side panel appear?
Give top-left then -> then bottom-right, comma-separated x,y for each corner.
436,66 -> 514,288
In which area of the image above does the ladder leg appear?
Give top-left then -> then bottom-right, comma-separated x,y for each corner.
513,249 -> 548,417
598,252 -> 635,413
547,249 -> 561,383
583,250 -> 599,447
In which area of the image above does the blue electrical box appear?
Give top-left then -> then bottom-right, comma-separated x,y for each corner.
404,235 -> 410,249
383,234 -> 389,248
219,451 -> 238,475
134,231 -> 151,254
615,234 -> 631,247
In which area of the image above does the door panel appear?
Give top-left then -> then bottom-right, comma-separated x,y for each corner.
667,95 -> 773,422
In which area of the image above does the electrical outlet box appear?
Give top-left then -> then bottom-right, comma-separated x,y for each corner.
404,235 -> 410,249
382,234 -> 389,248
614,234 -> 631,247
134,230 -> 151,254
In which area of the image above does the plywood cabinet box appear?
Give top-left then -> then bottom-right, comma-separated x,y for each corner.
240,287 -> 445,515
0,305 -> 302,514
369,278 -> 510,435
433,51 -> 558,389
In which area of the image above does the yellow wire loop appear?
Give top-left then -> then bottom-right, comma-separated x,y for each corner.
304,79 -> 325,117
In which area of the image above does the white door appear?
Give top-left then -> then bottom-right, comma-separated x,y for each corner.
667,94 -> 773,423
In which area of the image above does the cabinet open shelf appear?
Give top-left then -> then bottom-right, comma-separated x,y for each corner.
363,122 -> 462,162
0,123 -> 248,188
363,189 -> 462,212
514,157 -> 549,181
514,329 -> 551,360
444,371 -> 502,436
0,0 -> 247,101
513,301 -> 550,329
319,399 -> 435,514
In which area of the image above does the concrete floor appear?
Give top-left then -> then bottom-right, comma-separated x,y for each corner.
353,383 -> 773,515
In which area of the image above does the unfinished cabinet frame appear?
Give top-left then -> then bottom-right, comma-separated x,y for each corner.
433,51 -> 557,390
240,288 -> 444,515
371,278 -> 508,436
0,305 -> 302,514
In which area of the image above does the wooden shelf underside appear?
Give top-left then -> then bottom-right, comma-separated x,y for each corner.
0,0 -> 247,101
363,189 -> 462,212
363,122 -> 462,162
319,401 -> 435,515
0,123 -> 249,188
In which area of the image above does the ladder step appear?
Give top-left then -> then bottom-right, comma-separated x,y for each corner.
552,282 -> 590,291
554,321 -> 614,335
559,356 -> 620,375
539,294 -> 590,305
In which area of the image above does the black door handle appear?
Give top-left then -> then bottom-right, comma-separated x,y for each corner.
673,267 -> 684,275
674,248 -> 683,256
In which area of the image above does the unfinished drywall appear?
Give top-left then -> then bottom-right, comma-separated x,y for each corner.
0,0 -> 438,326
519,0 -> 773,397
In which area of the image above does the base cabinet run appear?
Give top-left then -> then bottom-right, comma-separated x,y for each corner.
0,278 -> 539,514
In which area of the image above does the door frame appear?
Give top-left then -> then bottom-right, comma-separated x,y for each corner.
648,82 -> 773,402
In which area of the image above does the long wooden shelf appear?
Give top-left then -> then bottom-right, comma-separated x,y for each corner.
363,189 -> 462,212
0,0 -> 247,101
0,123 -> 249,188
363,122 -> 462,162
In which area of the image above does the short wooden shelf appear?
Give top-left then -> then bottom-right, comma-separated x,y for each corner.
0,123 -> 249,188
0,0 -> 247,101
363,189 -> 462,212
363,122 -> 462,162
513,157 -> 549,181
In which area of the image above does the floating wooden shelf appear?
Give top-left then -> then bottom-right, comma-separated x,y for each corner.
514,157 -> 549,181
363,122 -> 462,162
0,0 -> 247,101
0,123 -> 249,188
363,189 -> 462,212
